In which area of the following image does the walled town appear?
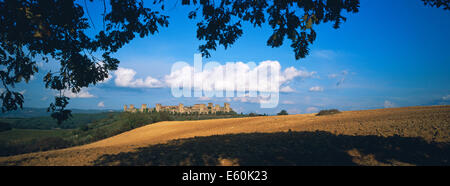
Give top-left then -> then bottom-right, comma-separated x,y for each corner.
123,103 -> 232,114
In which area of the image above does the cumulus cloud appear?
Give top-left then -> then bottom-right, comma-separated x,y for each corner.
282,100 -> 295,105
280,86 -> 296,93
114,67 -> 163,88
164,61 -> 316,93
312,50 -> 336,60
198,96 -> 211,101
280,66 -> 317,83
384,100 -> 395,108
309,86 -> 324,92
233,96 -> 261,103
97,101 -> 105,107
229,93 -> 271,104
328,74 -> 338,79
442,94 -> 450,100
62,88 -> 95,98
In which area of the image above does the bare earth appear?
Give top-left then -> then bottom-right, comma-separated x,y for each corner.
1,106 -> 449,166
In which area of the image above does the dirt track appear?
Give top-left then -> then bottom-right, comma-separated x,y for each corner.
1,106 -> 449,166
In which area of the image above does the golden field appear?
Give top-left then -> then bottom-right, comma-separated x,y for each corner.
0,106 -> 449,166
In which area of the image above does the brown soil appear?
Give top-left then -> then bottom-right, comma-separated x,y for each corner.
1,106 -> 449,166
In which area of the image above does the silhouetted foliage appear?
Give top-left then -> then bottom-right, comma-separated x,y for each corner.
0,0 -> 168,124
0,0 -> 361,123
1,0 -> 446,123
316,109 -> 341,116
422,0 -> 450,10
277,110 -> 289,115
183,0 -> 360,59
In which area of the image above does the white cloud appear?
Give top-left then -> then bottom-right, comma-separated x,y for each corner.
305,107 -> 319,113
19,90 -> 26,95
280,86 -> 296,93
312,50 -> 336,60
41,96 -> 48,101
328,74 -> 338,79
233,96 -> 261,103
114,67 -> 163,88
97,101 -> 105,107
280,67 -> 317,83
309,86 -> 324,92
442,94 -> 450,100
230,93 -> 269,103
384,100 -> 395,108
62,88 -> 95,98
198,96 -> 211,101
282,100 -> 295,105
164,61 -> 316,93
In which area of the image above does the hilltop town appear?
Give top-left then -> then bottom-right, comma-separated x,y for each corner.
124,103 -> 232,114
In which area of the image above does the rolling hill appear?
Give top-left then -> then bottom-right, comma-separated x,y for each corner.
0,105 -> 449,166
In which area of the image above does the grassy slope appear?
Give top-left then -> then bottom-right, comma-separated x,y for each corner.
0,129 -> 73,143
0,106 -> 449,166
0,113 -> 120,156
0,112 -> 246,156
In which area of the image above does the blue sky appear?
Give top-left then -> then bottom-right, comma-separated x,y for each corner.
10,0 -> 450,114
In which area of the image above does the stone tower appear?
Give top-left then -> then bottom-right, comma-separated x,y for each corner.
215,104 -> 220,111
178,103 -> 184,113
129,104 -> 135,113
141,104 -> 147,112
224,103 -> 230,112
123,105 -> 128,112
207,103 -> 213,113
155,104 -> 161,112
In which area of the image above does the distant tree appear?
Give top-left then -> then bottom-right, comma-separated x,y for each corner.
1,0 -> 447,124
316,109 -> 341,116
0,121 -> 12,132
277,110 -> 289,115
79,124 -> 89,132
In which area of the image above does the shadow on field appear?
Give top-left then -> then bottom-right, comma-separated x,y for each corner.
94,131 -> 449,166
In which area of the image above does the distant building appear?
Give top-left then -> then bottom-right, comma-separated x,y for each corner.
124,103 -> 232,114
124,104 -> 138,112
